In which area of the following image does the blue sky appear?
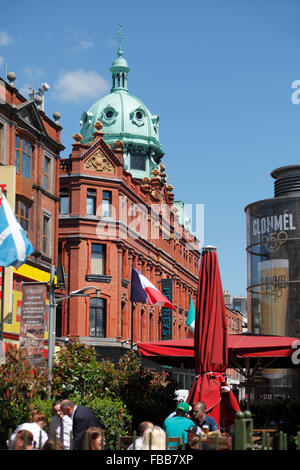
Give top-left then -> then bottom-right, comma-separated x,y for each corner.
1,0 -> 300,298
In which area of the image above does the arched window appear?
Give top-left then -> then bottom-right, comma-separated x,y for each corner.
89,298 -> 106,337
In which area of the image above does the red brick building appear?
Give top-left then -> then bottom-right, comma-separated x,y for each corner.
57,46 -> 200,356
0,72 -> 64,344
58,125 -> 200,351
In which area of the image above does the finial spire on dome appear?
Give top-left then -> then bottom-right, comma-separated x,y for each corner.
110,25 -> 130,93
118,24 -> 123,56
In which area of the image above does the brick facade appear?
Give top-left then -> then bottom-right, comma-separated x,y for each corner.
58,124 -> 200,343
0,75 -> 64,341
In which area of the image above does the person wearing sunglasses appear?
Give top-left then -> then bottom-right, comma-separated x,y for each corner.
191,402 -> 219,433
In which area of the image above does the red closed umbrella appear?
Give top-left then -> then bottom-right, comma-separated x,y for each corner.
187,246 -> 240,428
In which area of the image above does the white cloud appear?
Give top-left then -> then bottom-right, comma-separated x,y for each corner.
0,31 -> 12,46
19,82 -> 32,97
72,40 -> 95,53
54,70 -> 109,103
23,66 -> 44,80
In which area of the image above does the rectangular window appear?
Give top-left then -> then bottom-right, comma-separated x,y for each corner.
59,189 -> 69,214
131,154 -> 146,171
102,190 -> 112,217
15,135 -> 32,179
86,188 -> 96,215
15,199 -> 30,235
89,298 -> 106,337
91,243 -> 105,275
43,155 -> 52,191
42,213 -> 51,257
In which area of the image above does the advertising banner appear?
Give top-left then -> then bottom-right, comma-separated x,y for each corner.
19,283 -> 46,367
246,197 -> 300,380
161,278 -> 173,340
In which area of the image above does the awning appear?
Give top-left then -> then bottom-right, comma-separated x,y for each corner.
137,333 -> 300,370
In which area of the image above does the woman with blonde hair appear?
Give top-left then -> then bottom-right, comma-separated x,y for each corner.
142,426 -> 167,450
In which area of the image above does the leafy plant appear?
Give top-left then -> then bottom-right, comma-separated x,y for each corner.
0,347 -> 48,448
0,338 -> 179,449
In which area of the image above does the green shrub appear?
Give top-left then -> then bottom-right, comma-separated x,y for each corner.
0,347 -> 48,448
0,338 -> 178,449
75,396 -> 132,449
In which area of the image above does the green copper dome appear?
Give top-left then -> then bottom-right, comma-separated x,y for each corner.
80,45 -> 163,178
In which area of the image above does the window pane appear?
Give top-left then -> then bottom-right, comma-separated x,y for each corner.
86,189 -> 96,215
44,174 -> 48,189
131,154 -> 146,171
42,237 -> 47,254
15,135 -> 20,149
89,298 -> 106,337
15,150 -> 20,173
89,307 -> 96,336
21,218 -> 29,234
91,244 -> 105,275
96,305 -> 105,336
86,197 -> 95,215
22,153 -> 31,179
102,191 -> 111,217
103,191 -> 111,201
102,200 -> 110,217
20,201 -> 25,218
60,195 -> 69,214
44,157 -> 51,190
43,217 -> 48,236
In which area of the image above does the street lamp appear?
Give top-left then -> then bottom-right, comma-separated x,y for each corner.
47,264 -> 101,397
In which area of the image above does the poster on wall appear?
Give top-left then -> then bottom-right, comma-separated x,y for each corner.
19,283 -> 46,367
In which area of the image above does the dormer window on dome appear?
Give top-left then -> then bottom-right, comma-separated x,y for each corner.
101,105 -> 119,126
131,107 -> 146,127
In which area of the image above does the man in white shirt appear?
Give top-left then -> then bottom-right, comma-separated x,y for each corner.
49,401 -> 73,450
127,422 -> 154,450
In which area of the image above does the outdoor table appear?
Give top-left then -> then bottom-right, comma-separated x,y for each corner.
201,433 -> 231,450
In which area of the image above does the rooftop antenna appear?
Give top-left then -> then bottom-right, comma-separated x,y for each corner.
29,82 -> 50,111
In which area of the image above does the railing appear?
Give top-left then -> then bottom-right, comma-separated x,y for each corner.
6,413 -> 300,450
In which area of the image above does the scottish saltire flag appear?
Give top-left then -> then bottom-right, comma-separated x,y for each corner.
186,295 -> 196,334
130,267 -> 175,310
0,195 -> 34,268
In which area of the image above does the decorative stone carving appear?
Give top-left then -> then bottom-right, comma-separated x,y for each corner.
84,150 -> 114,173
72,133 -> 83,145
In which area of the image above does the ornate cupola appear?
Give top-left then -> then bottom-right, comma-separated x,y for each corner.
79,26 -> 163,179
110,26 -> 130,93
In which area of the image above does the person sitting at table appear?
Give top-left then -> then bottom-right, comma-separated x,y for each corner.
178,425 -> 212,451
163,402 -> 195,449
190,402 -> 219,432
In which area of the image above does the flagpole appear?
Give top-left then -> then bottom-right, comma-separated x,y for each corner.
130,302 -> 135,350
0,188 -> 7,343
0,266 -> 5,342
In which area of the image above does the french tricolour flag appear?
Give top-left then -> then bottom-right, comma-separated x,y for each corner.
130,267 -> 175,310
0,194 -> 34,269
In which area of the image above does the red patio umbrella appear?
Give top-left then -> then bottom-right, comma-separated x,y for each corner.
137,334 -> 300,367
187,246 -> 240,429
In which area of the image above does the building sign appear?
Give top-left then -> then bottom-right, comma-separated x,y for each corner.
161,278 -> 173,340
19,283 -> 46,367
